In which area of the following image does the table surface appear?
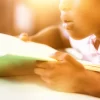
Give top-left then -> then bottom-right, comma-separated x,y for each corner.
0,76 -> 99,100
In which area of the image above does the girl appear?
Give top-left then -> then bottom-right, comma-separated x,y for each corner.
28,0 -> 100,97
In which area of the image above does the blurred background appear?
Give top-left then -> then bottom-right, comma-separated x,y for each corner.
0,0 -> 60,36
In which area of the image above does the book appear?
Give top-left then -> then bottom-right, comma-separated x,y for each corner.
0,33 -> 100,72
0,33 -> 57,70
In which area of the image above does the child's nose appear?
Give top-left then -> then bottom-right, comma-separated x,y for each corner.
59,0 -> 72,11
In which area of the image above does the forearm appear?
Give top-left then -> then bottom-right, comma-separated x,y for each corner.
29,25 -> 71,49
76,70 -> 100,97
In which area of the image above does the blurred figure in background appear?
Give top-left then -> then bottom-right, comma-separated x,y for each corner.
0,0 -> 60,36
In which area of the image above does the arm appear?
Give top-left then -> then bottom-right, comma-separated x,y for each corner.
29,25 -> 71,49
75,70 -> 100,97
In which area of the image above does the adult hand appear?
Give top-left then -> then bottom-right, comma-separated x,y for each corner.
34,52 -> 86,92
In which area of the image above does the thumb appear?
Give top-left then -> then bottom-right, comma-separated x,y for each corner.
50,51 -> 68,61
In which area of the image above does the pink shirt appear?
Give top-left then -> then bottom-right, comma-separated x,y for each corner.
69,35 -> 100,64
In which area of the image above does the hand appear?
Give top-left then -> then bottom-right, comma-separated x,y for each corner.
18,33 -> 29,41
34,51 -> 86,92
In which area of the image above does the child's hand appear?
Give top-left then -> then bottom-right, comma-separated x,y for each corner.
34,52 -> 86,92
19,33 -> 29,41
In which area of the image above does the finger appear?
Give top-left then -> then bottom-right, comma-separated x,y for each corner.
36,61 -> 55,69
60,53 -> 84,69
34,68 -> 52,77
41,76 -> 51,84
19,33 -> 29,41
64,54 -> 84,68
51,51 -> 84,69
51,51 -> 71,62
34,68 -> 45,75
51,51 -> 67,61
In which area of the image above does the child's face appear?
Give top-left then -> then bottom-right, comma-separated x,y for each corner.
59,0 -> 100,39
